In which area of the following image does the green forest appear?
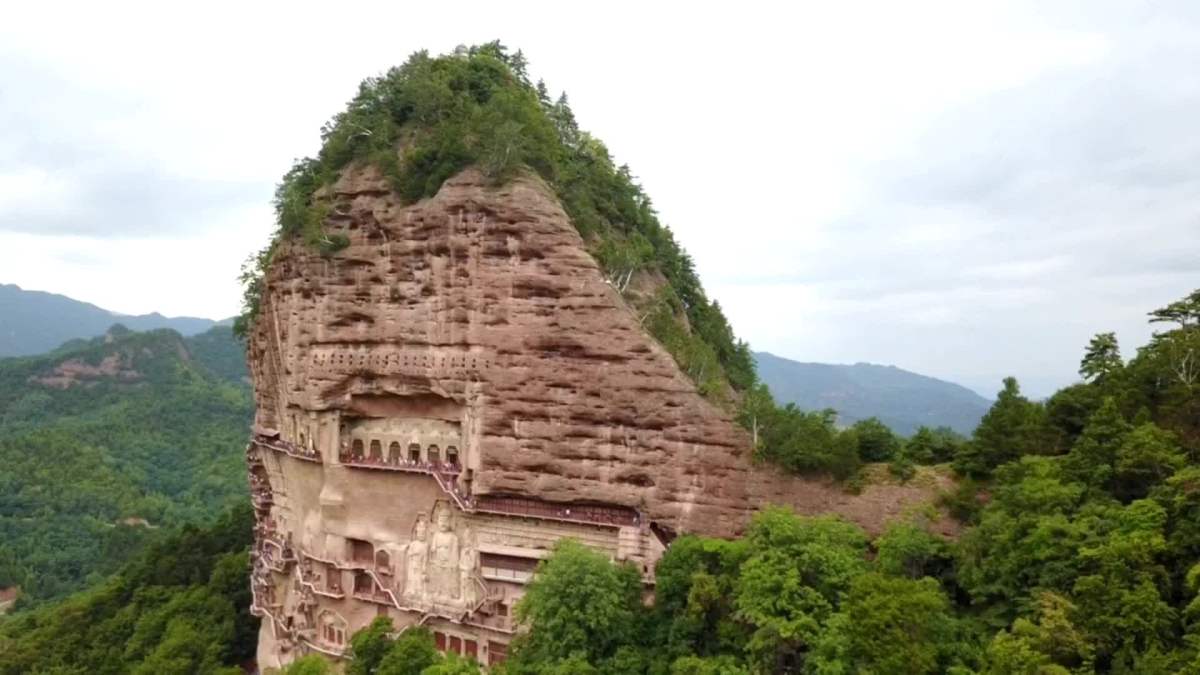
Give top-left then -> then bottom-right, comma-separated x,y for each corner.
0,326 -> 252,606
0,504 -> 258,675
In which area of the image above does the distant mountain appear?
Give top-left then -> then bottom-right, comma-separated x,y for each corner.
754,351 -> 991,436
0,283 -> 225,358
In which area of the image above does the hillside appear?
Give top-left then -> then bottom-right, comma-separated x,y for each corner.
0,504 -> 258,674
0,283 -> 222,358
754,351 -> 991,436
0,325 -> 252,607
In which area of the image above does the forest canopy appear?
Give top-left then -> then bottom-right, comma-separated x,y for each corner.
0,326 -> 252,606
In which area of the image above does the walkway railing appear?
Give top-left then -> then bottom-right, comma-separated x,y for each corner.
252,434 -> 642,530
472,495 -> 639,529
296,546 -> 491,622
297,574 -> 345,600
254,435 -> 322,463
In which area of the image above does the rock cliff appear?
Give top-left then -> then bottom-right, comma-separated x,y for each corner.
247,164 -> 952,541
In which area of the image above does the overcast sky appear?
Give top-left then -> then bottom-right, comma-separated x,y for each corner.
2,1 -> 1196,397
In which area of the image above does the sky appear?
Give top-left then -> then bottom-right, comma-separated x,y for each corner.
1,1 -> 1196,398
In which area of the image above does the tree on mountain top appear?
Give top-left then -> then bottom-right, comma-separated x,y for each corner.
954,377 -> 1055,478
1080,332 -> 1123,384
1062,397 -> 1132,490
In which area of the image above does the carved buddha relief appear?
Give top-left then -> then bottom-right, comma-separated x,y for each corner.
430,506 -> 460,600
399,505 -> 483,608
459,526 -> 479,607
403,515 -> 429,599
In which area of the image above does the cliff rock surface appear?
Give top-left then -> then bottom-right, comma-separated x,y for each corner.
248,164 -> 952,539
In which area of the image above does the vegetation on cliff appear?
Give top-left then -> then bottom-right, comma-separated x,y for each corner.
0,326 -> 252,606
235,41 -> 914,481
236,42 -> 752,404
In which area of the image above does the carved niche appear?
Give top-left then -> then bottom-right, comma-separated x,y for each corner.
399,503 -> 480,609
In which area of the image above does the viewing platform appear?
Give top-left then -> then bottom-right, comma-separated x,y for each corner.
253,435 -> 321,463
337,453 -> 462,478
473,495 -> 640,529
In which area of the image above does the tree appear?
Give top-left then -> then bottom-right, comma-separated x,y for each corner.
745,397 -> 861,480
512,540 -> 643,666
420,652 -> 481,674
874,522 -> 948,580
1149,289 -> 1200,330
888,450 -> 916,482
284,653 -> 336,667
1113,423 -> 1185,501
1070,500 -> 1175,663
808,573 -> 966,675
669,654 -> 750,675
1062,397 -> 1131,489
732,510 -> 867,672
284,655 -> 334,675
902,426 -> 963,465
1148,289 -> 1200,390
1152,467 -> 1200,570
1080,332 -> 1123,383
652,535 -> 746,660
850,418 -> 900,463
956,457 -> 1090,618
349,616 -> 396,675
1046,383 -> 1103,445
377,627 -> 440,675
955,378 -> 1055,477
982,592 -> 1094,674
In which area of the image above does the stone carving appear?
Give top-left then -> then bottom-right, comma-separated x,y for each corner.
403,514 -> 429,599
429,506 -> 460,601
459,526 -> 479,607
397,506 -> 480,606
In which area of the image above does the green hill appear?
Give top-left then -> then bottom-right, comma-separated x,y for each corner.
754,351 -> 991,435
0,325 -> 251,607
0,504 -> 258,675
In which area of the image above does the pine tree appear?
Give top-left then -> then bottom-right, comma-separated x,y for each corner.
954,377 -> 1054,477
1062,397 -> 1131,489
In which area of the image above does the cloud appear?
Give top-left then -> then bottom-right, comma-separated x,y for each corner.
0,52 -> 269,237
1,0 -> 1197,399
708,4 -> 1200,397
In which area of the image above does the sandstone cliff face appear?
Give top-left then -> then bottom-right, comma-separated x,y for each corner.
248,164 -> 950,540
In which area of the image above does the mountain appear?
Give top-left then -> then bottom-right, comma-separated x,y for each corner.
0,325 -> 251,607
239,45 -> 966,670
753,351 -> 992,436
0,283 -> 224,358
